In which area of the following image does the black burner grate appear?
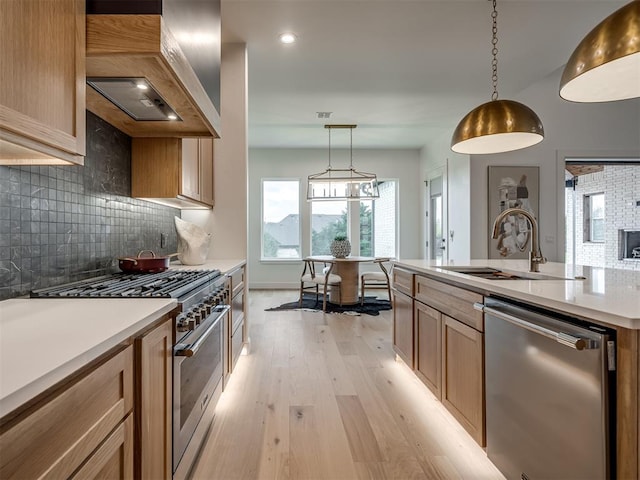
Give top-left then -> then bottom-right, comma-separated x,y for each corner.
30,270 -> 221,299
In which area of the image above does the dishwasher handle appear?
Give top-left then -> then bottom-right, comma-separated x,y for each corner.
475,303 -> 597,350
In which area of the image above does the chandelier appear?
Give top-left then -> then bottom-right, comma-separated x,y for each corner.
307,124 -> 379,201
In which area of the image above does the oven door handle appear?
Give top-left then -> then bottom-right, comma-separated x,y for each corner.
175,306 -> 230,357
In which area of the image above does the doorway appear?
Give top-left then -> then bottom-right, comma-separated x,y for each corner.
564,159 -> 640,270
426,172 -> 446,262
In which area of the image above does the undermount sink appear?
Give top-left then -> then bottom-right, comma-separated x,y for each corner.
435,265 -> 573,281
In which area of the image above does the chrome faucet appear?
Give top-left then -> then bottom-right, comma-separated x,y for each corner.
492,207 -> 547,272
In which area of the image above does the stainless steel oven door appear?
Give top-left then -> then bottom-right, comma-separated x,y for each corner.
173,305 -> 229,473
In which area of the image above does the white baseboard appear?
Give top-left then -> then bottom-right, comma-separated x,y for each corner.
249,282 -> 299,290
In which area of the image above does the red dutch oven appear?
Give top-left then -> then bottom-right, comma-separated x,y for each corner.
118,250 -> 179,273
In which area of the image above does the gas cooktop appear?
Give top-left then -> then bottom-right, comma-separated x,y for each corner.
30,269 -> 222,299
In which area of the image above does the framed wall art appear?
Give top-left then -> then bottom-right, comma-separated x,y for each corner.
488,166 -> 540,259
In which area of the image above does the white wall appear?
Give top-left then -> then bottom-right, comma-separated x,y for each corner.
249,148 -> 421,288
182,43 -> 248,260
419,130 -> 472,263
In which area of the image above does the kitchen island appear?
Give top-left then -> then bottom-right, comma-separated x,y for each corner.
392,259 -> 640,479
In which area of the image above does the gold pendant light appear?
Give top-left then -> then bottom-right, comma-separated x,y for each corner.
560,0 -> 640,103
451,0 -> 544,155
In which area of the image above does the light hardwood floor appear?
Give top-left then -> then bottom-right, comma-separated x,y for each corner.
191,290 -> 504,480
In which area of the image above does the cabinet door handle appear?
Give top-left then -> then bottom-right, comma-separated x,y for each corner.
483,305 -> 596,351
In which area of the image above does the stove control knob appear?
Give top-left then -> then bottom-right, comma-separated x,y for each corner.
204,303 -> 213,315
176,313 -> 190,332
184,313 -> 197,331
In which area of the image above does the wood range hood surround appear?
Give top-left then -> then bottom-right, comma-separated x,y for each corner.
86,14 -> 220,138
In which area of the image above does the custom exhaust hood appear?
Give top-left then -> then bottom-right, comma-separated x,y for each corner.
86,14 -> 221,137
86,77 -> 181,122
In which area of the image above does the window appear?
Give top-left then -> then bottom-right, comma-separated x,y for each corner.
311,200 -> 347,255
310,180 -> 397,257
584,193 -> 605,243
262,180 -> 300,259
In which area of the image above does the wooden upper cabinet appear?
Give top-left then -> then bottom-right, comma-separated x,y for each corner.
0,0 -> 85,165
132,137 -> 214,209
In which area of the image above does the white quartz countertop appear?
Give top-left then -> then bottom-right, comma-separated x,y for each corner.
170,259 -> 246,275
393,259 -> 640,329
0,298 -> 177,418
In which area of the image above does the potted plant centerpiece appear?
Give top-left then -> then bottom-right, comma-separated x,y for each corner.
330,234 -> 351,258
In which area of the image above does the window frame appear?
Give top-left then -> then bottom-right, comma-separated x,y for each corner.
308,178 -> 399,258
583,192 -> 605,244
261,178 -> 302,262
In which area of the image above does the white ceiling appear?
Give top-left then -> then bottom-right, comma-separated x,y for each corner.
221,0 -> 627,149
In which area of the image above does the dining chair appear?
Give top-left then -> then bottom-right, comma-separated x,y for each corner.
360,257 -> 392,305
299,259 -> 342,312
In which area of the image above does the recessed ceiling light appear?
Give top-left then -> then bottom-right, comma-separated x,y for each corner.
279,33 -> 297,44
167,114 -> 177,120
136,82 -> 148,90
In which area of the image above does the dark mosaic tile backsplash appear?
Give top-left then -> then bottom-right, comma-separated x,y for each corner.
0,112 -> 179,300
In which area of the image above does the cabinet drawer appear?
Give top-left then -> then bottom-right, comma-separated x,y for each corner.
70,413 -> 133,479
232,289 -> 245,333
0,345 -> 133,479
392,267 -> 414,296
230,267 -> 245,298
415,275 -> 483,331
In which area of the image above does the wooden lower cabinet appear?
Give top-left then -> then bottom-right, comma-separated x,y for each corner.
392,289 -> 414,367
442,314 -> 485,446
415,301 -> 442,400
0,314 -> 175,480
0,345 -> 133,479
135,317 -> 172,480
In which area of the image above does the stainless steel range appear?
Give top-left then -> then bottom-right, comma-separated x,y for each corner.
31,269 -> 230,477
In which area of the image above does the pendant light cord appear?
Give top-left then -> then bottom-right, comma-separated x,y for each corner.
491,0 -> 499,101
328,126 -> 332,169
349,127 -> 353,170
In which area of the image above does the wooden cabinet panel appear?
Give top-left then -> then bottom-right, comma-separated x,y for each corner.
442,315 -> 485,446
132,138 -> 181,199
392,289 -> 414,368
227,265 -> 246,375
392,267 -> 414,296
181,138 -> 200,201
0,346 -> 133,479
71,413 -> 134,480
135,318 -> 172,480
231,321 -> 244,372
0,0 -> 85,165
415,301 -> 442,399
415,275 -> 483,331
199,137 -> 215,206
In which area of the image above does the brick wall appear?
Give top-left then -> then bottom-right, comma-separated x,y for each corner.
565,165 -> 640,270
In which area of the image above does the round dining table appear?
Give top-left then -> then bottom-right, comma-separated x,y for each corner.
305,255 -> 375,305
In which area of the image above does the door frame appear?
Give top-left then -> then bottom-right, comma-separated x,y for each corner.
425,165 -> 448,262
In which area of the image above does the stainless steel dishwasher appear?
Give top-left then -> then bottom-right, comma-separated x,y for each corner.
481,297 -> 616,480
